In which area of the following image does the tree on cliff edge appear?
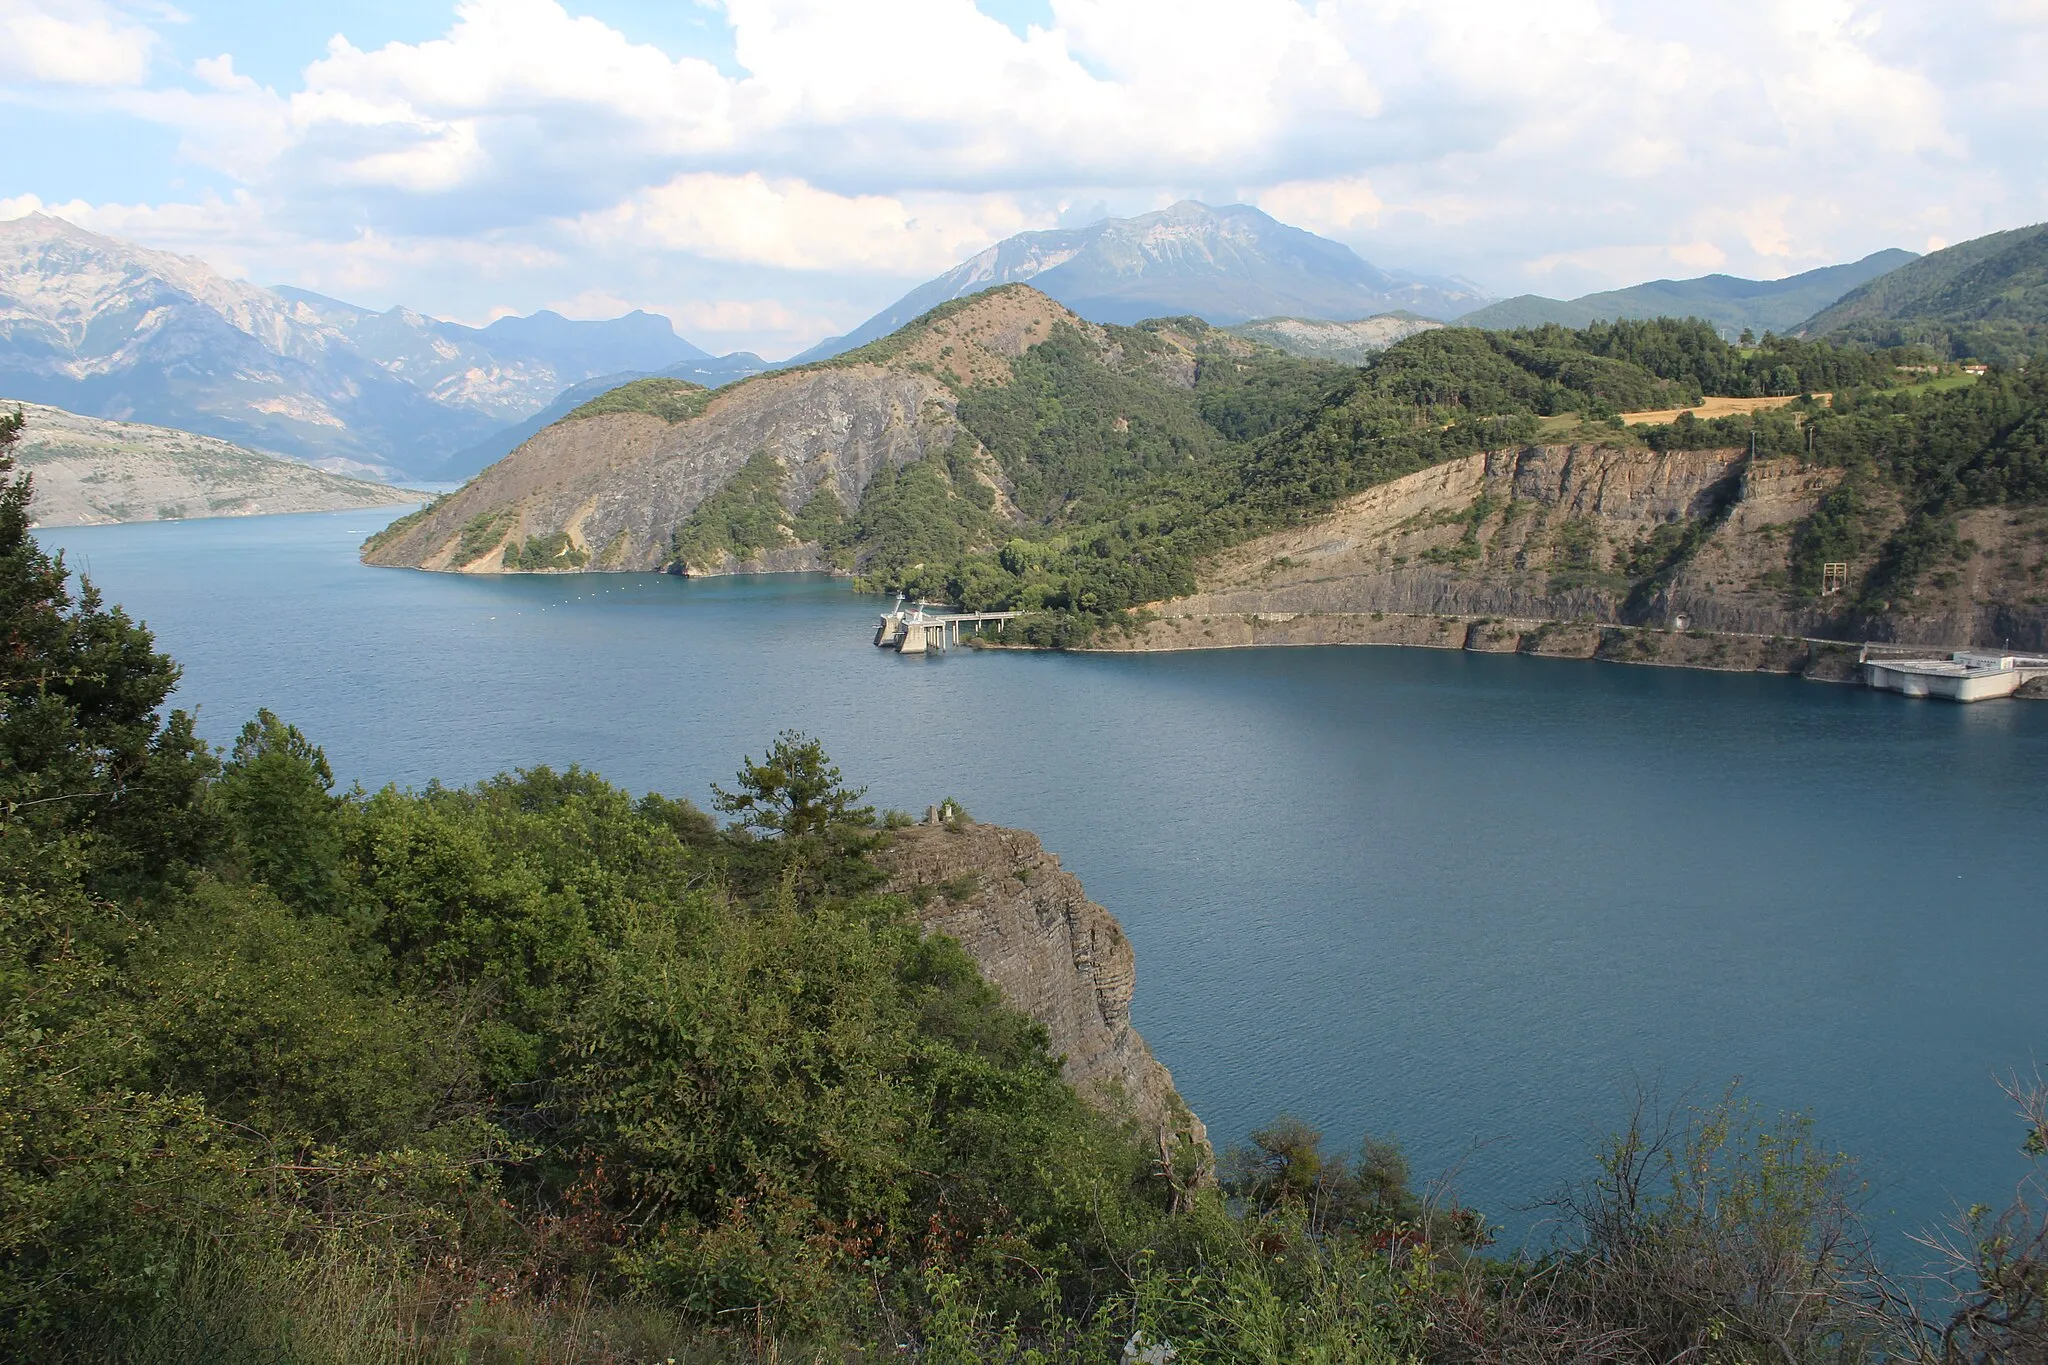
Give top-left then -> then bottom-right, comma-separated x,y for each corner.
713,729 -> 882,896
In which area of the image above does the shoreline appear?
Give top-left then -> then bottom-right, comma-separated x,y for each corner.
1041,609 -> 1954,688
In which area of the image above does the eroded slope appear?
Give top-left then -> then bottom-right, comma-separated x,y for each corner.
1121,441 -> 2048,652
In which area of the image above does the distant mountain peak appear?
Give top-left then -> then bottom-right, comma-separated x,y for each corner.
790,200 -> 1489,364
0,216 -> 720,480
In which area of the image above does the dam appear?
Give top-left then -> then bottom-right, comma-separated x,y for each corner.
1862,649 -> 2048,702
874,600 -> 1020,654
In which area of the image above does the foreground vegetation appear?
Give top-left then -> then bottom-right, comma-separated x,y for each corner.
6,411 -> 2045,1360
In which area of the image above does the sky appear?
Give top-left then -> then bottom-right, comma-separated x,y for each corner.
2,0 -> 2045,360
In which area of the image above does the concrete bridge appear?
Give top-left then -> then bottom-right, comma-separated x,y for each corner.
874,602 -> 1020,654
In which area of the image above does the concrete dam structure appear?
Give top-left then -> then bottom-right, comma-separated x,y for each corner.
874,600 -> 1019,654
1862,650 -> 2048,702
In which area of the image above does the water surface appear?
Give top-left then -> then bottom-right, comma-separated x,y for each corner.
44,509 -> 2048,1249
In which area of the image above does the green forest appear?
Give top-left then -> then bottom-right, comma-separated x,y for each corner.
7,411 -> 2047,1361
799,308 -> 2046,644
1805,222 -> 2048,366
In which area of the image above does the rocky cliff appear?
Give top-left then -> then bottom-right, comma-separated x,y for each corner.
1112,442 -> 2048,654
1222,313 -> 1443,364
878,819 -> 1210,1175
361,287 -> 1106,575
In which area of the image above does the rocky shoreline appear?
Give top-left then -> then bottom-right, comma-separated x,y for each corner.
1079,609 -> 1874,681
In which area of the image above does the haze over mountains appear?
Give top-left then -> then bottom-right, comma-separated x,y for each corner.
0,214 -> 754,482
1459,250 -> 1919,334
791,201 -> 1488,363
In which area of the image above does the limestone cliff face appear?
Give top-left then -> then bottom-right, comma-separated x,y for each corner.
361,286 -> 1086,575
361,366 -> 956,572
1163,444 -> 1757,623
878,821 -> 1210,1170
1127,442 -> 2048,651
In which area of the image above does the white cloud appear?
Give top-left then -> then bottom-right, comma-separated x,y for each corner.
1669,241 -> 1728,272
587,173 -> 1042,274
11,0 -> 2048,353
0,0 -> 156,86
1257,177 -> 1384,236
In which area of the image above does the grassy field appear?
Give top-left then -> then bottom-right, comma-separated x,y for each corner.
1622,393 -> 1830,426
1887,371 -> 1981,398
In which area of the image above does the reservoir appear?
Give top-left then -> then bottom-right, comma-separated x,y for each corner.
42,507 -> 2048,1252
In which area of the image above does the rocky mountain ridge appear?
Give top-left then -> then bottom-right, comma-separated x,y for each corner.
793,201 -> 1486,361
361,286 -> 1186,575
11,399 -> 414,527
1222,312 -> 1444,364
0,214 -> 732,482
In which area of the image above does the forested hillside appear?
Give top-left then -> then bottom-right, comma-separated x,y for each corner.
1457,249 -> 1916,335
1802,221 -> 2048,364
877,316 -> 1899,642
9,413 -> 2047,1360
360,285 -> 2047,651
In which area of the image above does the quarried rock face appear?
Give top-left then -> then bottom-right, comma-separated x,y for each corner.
877,821 -> 1210,1174
1129,441 -> 2048,653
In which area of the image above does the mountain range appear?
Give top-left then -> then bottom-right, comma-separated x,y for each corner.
9,204 -> 2019,488
1458,250 -> 1918,335
1220,313 -> 1444,364
0,214 -> 755,482
790,201 -> 1488,362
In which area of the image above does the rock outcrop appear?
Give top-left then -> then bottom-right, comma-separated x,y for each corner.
877,820 -> 1210,1175
1115,442 -> 2048,653
363,287 -> 1086,575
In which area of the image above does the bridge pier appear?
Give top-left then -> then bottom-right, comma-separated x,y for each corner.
873,606 -> 1021,655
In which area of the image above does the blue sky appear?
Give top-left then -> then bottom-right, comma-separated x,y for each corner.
3,0 -> 2045,358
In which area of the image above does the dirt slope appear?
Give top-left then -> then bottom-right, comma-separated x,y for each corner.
13,399 -> 413,527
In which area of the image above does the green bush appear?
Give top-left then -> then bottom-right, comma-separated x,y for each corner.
565,377 -> 716,425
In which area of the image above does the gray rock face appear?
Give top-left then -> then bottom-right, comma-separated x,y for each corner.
1223,313 -> 1444,364
878,822 -> 1210,1170
1143,441 -> 2048,653
1170,444 -> 1761,624
364,363 -> 958,573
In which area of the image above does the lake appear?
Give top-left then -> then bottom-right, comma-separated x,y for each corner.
42,507 -> 2048,1253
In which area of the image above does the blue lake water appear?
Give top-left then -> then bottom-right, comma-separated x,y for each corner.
41,508 -> 2048,1252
